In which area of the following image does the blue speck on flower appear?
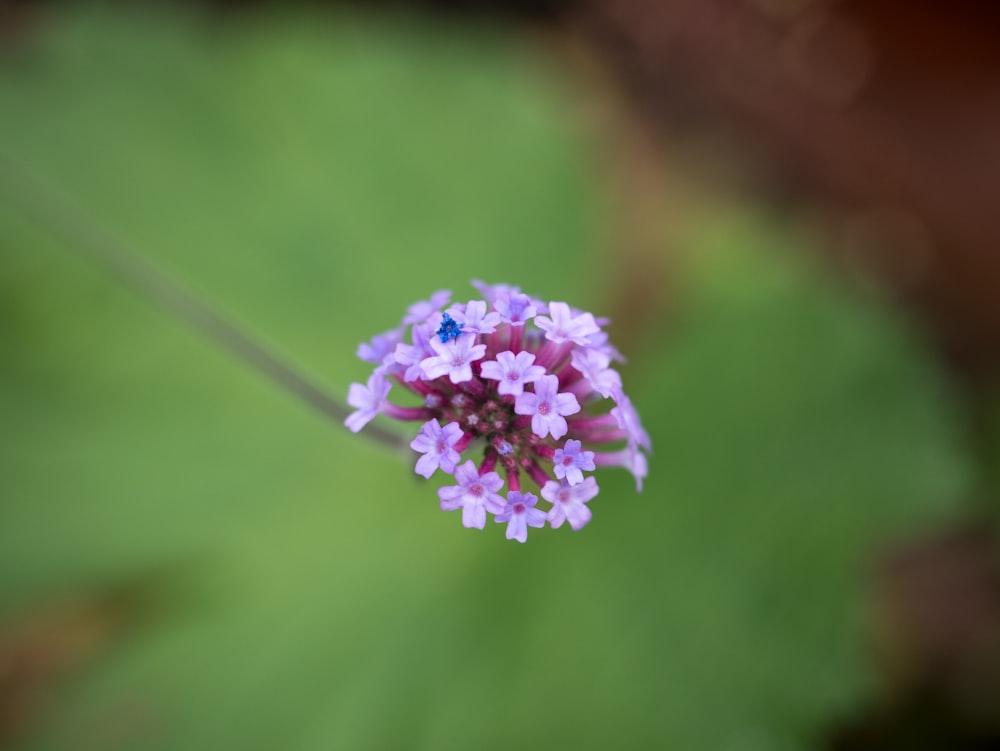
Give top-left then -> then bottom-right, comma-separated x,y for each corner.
436,312 -> 464,343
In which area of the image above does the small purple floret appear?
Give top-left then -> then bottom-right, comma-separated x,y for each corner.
438,460 -> 506,529
449,300 -> 501,335
611,391 -> 651,452
471,280 -> 519,305
404,290 -> 451,325
394,322 -> 436,382
495,292 -> 538,327
542,477 -> 598,530
514,374 -> 580,440
344,372 -> 391,433
535,302 -> 600,346
410,419 -> 464,478
420,334 -> 487,384
479,350 -> 546,397
357,329 -> 402,364
495,490 -> 546,543
552,439 -> 596,486
570,348 -> 622,399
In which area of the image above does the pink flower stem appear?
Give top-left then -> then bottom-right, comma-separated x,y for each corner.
592,450 -> 630,468
489,326 -> 509,358
534,341 -> 573,370
564,380 -> 596,400
567,413 -> 620,431
531,444 -> 555,460
574,428 -> 628,444
506,467 -> 521,492
392,376 -> 429,396
512,415 -> 533,432
556,363 -> 584,389
479,447 -> 499,475
509,325 -> 523,354
382,403 -> 437,421
462,377 -> 486,398
524,460 -> 552,488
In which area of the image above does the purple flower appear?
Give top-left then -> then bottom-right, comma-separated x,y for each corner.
410,419 -> 464,478
514,374 -> 580,439
495,491 -> 546,543
404,290 -> 451,325
449,300 -> 501,335
471,280 -> 520,305
479,350 -> 546,397
364,331 -> 407,378
438,460 -> 506,529
552,439 -> 596,486
542,476 -> 598,530
535,302 -> 600,345
594,445 -> 648,491
344,372 -> 391,433
611,391 -> 651,452
626,445 -> 648,492
494,292 -> 538,327
394,322 -> 436,382
420,333 -> 487,384
357,329 -> 403,364
570,348 -> 622,399
586,330 -> 625,363
347,282 -> 649,541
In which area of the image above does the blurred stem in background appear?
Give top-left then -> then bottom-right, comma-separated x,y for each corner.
0,156 -> 410,453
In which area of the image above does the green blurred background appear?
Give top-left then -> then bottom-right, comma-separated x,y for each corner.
0,3 -> 991,750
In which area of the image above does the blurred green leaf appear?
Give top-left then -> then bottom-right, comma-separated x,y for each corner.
0,6 -> 971,751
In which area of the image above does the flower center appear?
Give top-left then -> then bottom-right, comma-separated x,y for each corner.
513,503 -> 525,514
537,402 -> 551,416
470,483 -> 484,497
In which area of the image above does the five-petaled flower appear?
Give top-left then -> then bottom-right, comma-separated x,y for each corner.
570,348 -> 622,399
449,300 -> 501,335
410,419 -> 465,478
535,302 -> 600,346
495,491 -> 547,543
420,334 -> 487,383
480,350 -> 546,397
345,372 -> 391,433
542,477 -> 598,531
494,292 -> 538,327
552,439 -> 596,486
345,282 -> 650,542
514,374 -> 580,440
438,460 -> 506,529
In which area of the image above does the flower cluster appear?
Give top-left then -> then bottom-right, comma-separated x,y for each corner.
346,282 -> 650,542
